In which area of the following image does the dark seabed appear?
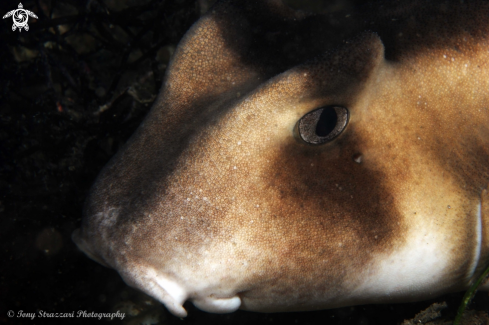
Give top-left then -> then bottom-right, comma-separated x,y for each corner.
1,0 -> 488,324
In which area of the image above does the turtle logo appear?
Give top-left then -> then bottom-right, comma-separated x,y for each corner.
3,3 -> 38,32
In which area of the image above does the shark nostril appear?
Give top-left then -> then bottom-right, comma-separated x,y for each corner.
297,106 -> 349,145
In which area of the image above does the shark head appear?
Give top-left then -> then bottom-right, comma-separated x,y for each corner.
73,0 -> 489,317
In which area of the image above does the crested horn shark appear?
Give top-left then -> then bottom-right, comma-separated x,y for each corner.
72,0 -> 489,317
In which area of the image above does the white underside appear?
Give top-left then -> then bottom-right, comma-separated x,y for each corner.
352,225 -> 451,301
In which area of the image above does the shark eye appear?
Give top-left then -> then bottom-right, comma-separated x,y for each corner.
297,106 -> 349,145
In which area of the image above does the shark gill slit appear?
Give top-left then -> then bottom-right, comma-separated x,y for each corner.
468,199 -> 483,282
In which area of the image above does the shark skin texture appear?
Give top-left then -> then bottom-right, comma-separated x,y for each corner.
72,0 -> 489,318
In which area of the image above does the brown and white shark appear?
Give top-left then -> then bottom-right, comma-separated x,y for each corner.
72,0 -> 489,317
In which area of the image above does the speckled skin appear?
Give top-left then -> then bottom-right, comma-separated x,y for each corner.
73,0 -> 489,317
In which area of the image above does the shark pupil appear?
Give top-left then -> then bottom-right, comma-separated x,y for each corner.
316,107 -> 338,136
